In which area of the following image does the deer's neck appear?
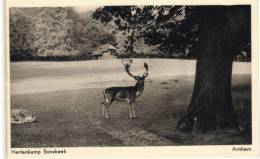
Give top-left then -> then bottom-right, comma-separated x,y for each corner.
134,81 -> 145,97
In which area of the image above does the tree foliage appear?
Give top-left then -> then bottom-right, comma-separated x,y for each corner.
93,6 -> 187,56
9,7 -> 116,60
9,6 -> 250,61
93,6 -> 250,59
10,9 -> 34,60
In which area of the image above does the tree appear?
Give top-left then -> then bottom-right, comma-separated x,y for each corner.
176,6 -> 251,132
93,5 -> 251,132
10,8 -> 82,57
27,8 -> 82,56
93,6 -> 185,56
10,9 -> 34,60
9,8 -> 116,60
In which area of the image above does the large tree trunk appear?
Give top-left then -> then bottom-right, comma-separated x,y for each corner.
177,57 -> 240,132
176,7 -> 249,132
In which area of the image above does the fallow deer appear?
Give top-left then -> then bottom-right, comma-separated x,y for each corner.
102,61 -> 149,119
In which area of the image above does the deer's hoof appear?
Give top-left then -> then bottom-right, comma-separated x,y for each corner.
131,116 -> 137,119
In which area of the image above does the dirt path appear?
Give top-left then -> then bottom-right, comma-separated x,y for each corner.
91,120 -> 175,146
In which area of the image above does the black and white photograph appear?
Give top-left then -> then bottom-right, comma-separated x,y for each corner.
5,1 -> 259,157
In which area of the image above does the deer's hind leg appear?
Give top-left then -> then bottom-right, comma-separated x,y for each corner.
102,91 -> 109,118
103,93 -> 113,119
104,100 -> 113,119
102,105 -> 106,117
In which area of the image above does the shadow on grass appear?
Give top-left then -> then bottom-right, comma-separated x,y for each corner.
160,81 -> 169,85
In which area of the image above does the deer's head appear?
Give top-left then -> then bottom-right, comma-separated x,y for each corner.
124,62 -> 149,84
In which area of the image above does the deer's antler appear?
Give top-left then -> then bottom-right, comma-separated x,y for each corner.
143,62 -> 149,77
124,63 -> 137,78
122,60 -> 148,78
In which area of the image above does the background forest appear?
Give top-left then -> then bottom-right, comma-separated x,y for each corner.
10,7 -> 119,61
9,7 -> 251,61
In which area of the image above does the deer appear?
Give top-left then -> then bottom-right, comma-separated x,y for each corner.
102,61 -> 149,119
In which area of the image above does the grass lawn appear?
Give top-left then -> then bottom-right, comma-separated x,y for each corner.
11,74 -> 251,147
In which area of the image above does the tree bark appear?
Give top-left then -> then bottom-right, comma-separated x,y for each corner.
176,7 -> 247,132
177,57 -> 240,132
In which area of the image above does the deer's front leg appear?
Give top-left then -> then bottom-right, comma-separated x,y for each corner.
128,101 -> 133,119
131,102 -> 137,119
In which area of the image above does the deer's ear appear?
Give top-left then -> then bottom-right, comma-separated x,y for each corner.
134,76 -> 139,80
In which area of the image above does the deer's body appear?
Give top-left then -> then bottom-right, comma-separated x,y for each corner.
104,82 -> 144,101
102,62 -> 148,119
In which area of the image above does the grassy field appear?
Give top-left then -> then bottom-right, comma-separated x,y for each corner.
10,59 -> 251,147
